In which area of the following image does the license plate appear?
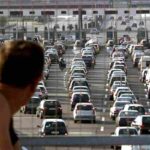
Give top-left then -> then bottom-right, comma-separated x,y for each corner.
51,131 -> 59,134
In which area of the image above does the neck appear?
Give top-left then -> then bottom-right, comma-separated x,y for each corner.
0,83 -> 30,115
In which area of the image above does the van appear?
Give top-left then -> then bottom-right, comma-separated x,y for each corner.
138,56 -> 150,71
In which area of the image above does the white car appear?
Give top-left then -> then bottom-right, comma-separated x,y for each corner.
37,119 -> 68,136
109,101 -> 131,120
113,86 -> 131,101
73,102 -> 96,123
111,126 -> 138,150
123,104 -> 146,115
112,126 -> 138,136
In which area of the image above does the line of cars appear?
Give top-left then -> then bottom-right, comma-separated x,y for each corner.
67,39 -> 100,123
106,42 -> 150,149
20,41 -> 69,136
105,41 -> 150,142
126,42 -> 150,100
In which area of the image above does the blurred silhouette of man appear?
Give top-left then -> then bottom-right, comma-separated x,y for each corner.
0,40 -> 44,150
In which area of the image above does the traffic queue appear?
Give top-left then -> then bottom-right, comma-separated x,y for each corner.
19,38 -> 101,136
105,39 -> 150,143
67,39 -> 100,123
20,40 -> 69,136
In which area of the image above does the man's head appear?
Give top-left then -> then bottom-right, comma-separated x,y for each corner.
0,40 -> 44,88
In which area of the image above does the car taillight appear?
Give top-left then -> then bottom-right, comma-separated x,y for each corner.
92,109 -> 95,114
44,107 -> 48,110
140,124 -> 144,129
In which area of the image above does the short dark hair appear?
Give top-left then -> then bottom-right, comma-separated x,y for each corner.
0,40 -> 44,88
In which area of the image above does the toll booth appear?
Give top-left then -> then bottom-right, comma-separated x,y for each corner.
106,29 -> 117,44
13,27 -> 26,40
75,30 -> 86,40
137,28 -> 148,43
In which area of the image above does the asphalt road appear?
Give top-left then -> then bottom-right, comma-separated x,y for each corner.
14,44 -> 147,137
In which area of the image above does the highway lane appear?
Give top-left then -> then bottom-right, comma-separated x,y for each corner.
14,44 -> 148,138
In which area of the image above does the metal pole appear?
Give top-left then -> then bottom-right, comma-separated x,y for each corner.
47,15 -> 50,41
78,6 -> 83,40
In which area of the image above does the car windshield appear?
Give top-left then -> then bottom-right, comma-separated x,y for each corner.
44,101 -> 61,107
111,76 -> 126,85
119,129 -> 138,135
117,97 -> 132,102
128,106 -> 145,114
119,111 -> 139,117
115,102 -> 128,107
120,94 -> 136,99
29,98 -> 41,104
143,117 -> 150,125
73,81 -> 88,87
45,122 -> 66,129
77,105 -> 93,110
73,94 -> 89,102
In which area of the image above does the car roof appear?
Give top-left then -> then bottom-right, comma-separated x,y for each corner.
75,102 -> 93,106
72,91 -> 90,95
42,119 -> 65,124
31,96 -> 40,99
116,126 -> 137,130
124,104 -> 144,107
120,110 -> 139,113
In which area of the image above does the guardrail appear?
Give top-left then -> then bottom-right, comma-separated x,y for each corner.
20,136 -> 150,147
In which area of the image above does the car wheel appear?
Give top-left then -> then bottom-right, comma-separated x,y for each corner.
59,115 -> 62,119
74,120 -> 77,123
36,113 -> 39,117
93,120 -> 96,123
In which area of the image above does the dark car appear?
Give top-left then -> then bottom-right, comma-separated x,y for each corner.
82,55 -> 95,68
38,119 -> 68,136
36,99 -> 62,119
20,96 -> 41,114
70,92 -> 90,111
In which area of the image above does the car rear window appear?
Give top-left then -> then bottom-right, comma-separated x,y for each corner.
119,129 -> 138,135
29,98 -> 41,104
143,117 -> 150,125
115,102 -> 129,107
73,94 -> 89,102
129,106 -> 145,114
77,105 -> 93,110
45,122 -> 66,129
120,111 -> 138,117
44,101 -> 61,107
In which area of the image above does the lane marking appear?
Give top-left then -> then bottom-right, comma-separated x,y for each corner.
102,117 -> 105,122
104,101 -> 107,105
102,108 -> 106,113
100,126 -> 104,132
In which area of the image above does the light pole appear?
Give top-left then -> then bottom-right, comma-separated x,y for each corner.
47,15 -> 50,41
